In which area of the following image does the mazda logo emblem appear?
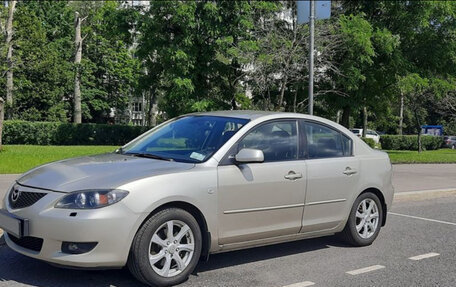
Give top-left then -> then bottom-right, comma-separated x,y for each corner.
11,188 -> 21,202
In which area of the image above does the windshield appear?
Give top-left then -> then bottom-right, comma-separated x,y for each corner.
122,116 -> 249,163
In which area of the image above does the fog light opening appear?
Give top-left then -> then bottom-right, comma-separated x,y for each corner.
61,242 -> 98,254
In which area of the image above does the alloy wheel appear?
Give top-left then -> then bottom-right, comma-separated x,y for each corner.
149,220 -> 195,278
355,198 -> 379,239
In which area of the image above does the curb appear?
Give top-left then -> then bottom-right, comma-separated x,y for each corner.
394,188 -> 456,202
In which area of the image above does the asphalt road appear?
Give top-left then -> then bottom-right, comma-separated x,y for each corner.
0,192 -> 455,287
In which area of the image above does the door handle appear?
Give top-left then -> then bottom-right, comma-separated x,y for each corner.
284,171 -> 303,180
343,167 -> 358,176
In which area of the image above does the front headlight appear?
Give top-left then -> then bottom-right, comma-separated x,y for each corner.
55,189 -> 129,209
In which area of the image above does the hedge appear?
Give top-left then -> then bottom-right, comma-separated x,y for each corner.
361,137 -> 376,148
380,135 -> 443,151
3,120 -> 150,145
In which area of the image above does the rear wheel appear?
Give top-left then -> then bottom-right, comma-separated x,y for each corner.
340,192 -> 383,246
128,208 -> 202,287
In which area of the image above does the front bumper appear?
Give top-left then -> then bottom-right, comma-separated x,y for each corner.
2,186 -> 144,268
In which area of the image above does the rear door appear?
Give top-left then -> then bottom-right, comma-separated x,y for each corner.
300,121 -> 360,233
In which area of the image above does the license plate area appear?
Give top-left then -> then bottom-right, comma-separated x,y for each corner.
0,209 -> 29,238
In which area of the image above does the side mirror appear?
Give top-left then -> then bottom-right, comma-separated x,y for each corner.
235,148 -> 264,164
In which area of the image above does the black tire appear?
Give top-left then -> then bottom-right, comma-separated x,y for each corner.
340,192 -> 383,247
128,208 -> 202,287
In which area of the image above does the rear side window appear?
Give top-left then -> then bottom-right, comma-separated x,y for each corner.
304,122 -> 352,159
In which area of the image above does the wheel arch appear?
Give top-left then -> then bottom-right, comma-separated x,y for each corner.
143,201 -> 211,261
359,187 -> 388,226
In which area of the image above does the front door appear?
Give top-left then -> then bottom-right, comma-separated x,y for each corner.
217,120 -> 307,245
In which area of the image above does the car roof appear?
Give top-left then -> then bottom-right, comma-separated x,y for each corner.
190,110 -> 314,121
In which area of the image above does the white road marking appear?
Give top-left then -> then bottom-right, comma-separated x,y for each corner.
346,265 -> 385,275
409,252 -> 440,261
283,281 -> 315,287
389,212 -> 456,226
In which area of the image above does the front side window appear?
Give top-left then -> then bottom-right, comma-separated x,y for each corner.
305,122 -> 352,159
238,121 -> 298,162
123,116 -> 248,163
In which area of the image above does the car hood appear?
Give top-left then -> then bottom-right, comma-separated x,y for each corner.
17,153 -> 195,192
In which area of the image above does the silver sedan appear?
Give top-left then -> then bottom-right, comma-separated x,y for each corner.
0,111 -> 394,287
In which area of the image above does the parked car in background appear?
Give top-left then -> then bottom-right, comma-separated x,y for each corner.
444,136 -> 456,149
350,128 -> 381,144
0,111 -> 394,287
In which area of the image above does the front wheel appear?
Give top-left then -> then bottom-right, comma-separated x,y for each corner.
128,208 -> 202,287
340,192 -> 383,246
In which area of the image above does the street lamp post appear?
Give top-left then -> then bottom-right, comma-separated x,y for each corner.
308,0 -> 315,115
297,0 -> 331,115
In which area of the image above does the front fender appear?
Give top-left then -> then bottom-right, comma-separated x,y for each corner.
118,166 -> 219,253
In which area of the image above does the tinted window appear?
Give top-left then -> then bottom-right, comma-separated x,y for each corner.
238,121 -> 298,162
305,122 -> 352,158
123,116 -> 248,163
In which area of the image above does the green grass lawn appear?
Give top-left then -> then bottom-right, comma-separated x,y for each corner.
1,145 -> 455,174
386,149 -> 456,164
0,145 -> 116,174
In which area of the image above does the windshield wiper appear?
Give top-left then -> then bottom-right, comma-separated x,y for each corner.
125,152 -> 174,162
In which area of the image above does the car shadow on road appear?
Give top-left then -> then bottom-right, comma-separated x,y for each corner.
0,235 -> 351,287
193,235 -> 352,274
0,245 -> 144,287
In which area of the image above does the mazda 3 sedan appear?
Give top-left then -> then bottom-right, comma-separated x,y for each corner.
0,111 -> 394,287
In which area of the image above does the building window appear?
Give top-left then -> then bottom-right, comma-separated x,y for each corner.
132,102 -> 142,112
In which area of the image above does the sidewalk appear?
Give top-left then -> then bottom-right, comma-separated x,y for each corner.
392,164 -> 456,192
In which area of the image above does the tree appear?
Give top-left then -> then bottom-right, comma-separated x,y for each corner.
5,0 -> 16,119
73,11 -> 84,123
136,1 -> 282,118
341,1 -> 456,134
78,1 -> 140,123
12,1 -> 73,122
0,97 -> 4,150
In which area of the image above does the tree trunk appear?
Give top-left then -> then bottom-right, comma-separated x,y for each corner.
277,75 -> 288,110
147,89 -> 157,127
414,109 -> 422,153
0,97 -> 4,150
362,106 -> 368,137
293,89 -> 298,113
5,1 -> 16,119
336,110 -> 341,124
73,11 -> 83,123
398,92 -> 404,135
341,106 -> 351,128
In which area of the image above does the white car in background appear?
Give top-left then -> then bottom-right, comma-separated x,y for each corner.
351,128 -> 380,144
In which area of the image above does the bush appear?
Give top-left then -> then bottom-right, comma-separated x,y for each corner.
3,120 -> 150,146
361,137 -> 376,148
380,135 -> 443,151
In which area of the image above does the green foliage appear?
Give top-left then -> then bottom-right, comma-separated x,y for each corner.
3,120 -> 149,145
0,1 -> 140,123
136,1 -> 281,117
361,137 -> 376,148
0,0 -> 456,137
380,135 -> 443,151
